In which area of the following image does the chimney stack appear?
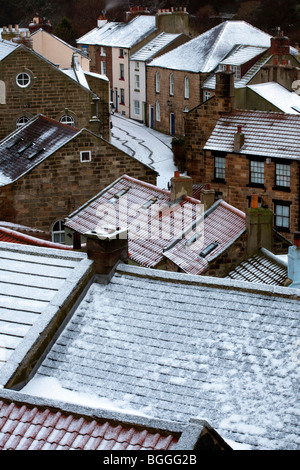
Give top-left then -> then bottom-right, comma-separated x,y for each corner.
246,195 -> 273,254
288,232 -> 300,288
170,172 -> 193,202
234,125 -> 245,152
200,184 -> 215,211
85,226 -> 128,275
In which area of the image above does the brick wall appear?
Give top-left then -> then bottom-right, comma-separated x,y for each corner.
0,46 -> 108,140
1,129 -> 157,237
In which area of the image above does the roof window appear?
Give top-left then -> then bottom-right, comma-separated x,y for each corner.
6,137 -> 24,149
109,187 -> 129,203
17,142 -> 34,154
141,197 -> 157,209
27,148 -> 45,160
200,241 -> 219,258
185,232 -> 202,247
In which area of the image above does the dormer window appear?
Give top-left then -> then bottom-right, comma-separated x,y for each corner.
200,241 -> 219,258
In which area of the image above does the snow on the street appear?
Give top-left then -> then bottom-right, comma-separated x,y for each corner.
110,114 -> 178,189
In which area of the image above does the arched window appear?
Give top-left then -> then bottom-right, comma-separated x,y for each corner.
60,115 -> 75,126
156,101 -> 160,122
170,73 -> 174,96
16,116 -> 29,128
155,72 -> 160,93
52,220 -> 65,244
16,72 -> 31,88
184,76 -> 189,99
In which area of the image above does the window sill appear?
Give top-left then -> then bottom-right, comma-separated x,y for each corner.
247,183 -> 265,189
212,178 -> 226,184
274,226 -> 290,233
272,186 -> 291,192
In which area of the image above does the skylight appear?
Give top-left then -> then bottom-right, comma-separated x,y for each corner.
17,142 -> 34,154
185,232 -> 202,247
141,197 -> 157,210
27,148 -> 45,160
200,241 -> 219,258
109,187 -> 130,203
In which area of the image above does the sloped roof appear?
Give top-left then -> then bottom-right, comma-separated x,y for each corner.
65,174 -> 202,268
0,226 -> 71,249
0,115 -> 80,186
147,21 -> 271,73
131,32 -> 184,61
163,199 -> 246,275
31,263 -> 300,450
0,390 -> 180,450
0,243 -> 93,387
0,39 -> 18,61
203,109 -> 300,160
77,16 -> 157,48
247,82 -> 300,114
220,44 -> 268,66
226,247 -> 288,286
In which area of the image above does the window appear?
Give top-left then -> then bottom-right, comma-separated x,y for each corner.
204,91 -> 211,101
119,48 -> 124,58
100,46 -> 106,56
16,72 -> 31,88
120,63 -> 124,80
156,101 -> 160,121
80,150 -> 91,162
120,88 -> 125,104
0,80 -> 6,104
16,116 -> 29,128
184,76 -> 189,99
135,61 -> 139,70
155,72 -> 160,93
219,64 -> 241,80
134,100 -> 140,115
274,202 -> 290,230
60,115 -> 75,126
100,61 -> 107,75
250,160 -> 264,185
134,74 -> 140,90
170,73 -> 174,95
200,242 -> 219,258
52,220 -> 65,244
275,163 -> 290,188
214,156 -> 226,180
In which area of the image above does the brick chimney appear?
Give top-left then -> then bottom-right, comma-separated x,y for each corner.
85,226 -> 128,275
246,195 -> 273,254
270,28 -> 290,56
215,69 -> 235,100
170,171 -> 193,202
234,125 -> 245,152
288,232 -> 300,288
200,184 -> 215,211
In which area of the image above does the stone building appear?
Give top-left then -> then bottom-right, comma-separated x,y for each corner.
0,40 -> 110,141
0,115 -> 157,241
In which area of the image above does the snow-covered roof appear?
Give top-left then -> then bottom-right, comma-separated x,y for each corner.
29,263 -> 300,450
0,39 -> 18,61
220,44 -> 268,66
77,16 -> 157,49
226,247 -> 288,286
247,82 -> 300,114
131,32 -> 184,62
148,21 -> 271,73
204,109 -> 300,160
0,242 -> 92,387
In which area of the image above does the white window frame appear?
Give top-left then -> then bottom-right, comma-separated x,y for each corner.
52,220 -> 65,244
60,115 -> 75,126
184,76 -> 189,99
80,150 -> 92,162
120,63 -> 124,80
250,160 -> 264,185
156,101 -> 160,122
100,61 -> 107,75
16,116 -> 29,128
170,73 -> 174,96
134,100 -> 140,116
134,74 -> 140,91
274,203 -> 290,230
135,61 -> 139,70
100,46 -> 106,56
16,72 -> 31,88
275,163 -> 290,188
155,72 -> 160,93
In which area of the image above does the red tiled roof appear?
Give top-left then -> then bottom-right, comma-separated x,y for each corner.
0,226 -> 72,250
164,200 -> 246,275
0,399 -> 179,450
66,175 -> 202,268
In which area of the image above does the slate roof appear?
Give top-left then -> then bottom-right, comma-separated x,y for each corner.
0,243 -> 93,387
0,390 -> 180,450
65,175 -> 202,268
0,39 -> 18,61
246,82 -> 300,114
77,16 -> 157,49
0,226 -> 71,249
31,264 -> 300,450
203,109 -> 300,160
131,32 -> 184,62
219,44 -> 268,66
226,247 -> 288,286
163,199 -> 246,275
147,21 -> 271,73
0,115 -> 80,186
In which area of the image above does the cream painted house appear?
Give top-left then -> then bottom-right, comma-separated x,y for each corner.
31,28 -> 90,71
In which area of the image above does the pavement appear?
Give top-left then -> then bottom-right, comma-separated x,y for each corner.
110,114 -> 178,189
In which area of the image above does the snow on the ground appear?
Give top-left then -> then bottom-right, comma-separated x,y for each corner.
110,114 -> 178,189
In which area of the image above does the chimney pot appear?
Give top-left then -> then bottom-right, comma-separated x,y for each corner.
294,232 -> 300,248
250,194 -> 258,209
237,125 -> 242,134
